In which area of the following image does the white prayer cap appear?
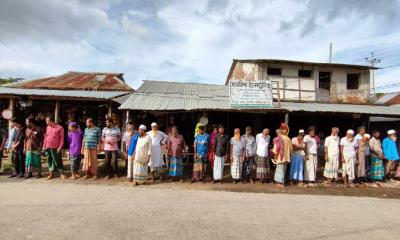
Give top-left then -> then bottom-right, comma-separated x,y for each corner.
363,133 -> 371,139
346,129 -> 354,135
151,122 -> 158,127
387,129 -> 396,135
299,129 -> 305,134
139,125 -> 147,131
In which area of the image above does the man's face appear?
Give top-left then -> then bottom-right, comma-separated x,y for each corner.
218,127 -> 224,134
139,128 -> 146,135
234,129 -> 240,135
106,120 -> 111,128
346,133 -> 353,138
389,134 -> 397,141
199,129 -> 205,135
359,128 -> 366,135
86,119 -> 93,127
213,128 -> 218,133
309,130 -> 315,137
374,132 -> 380,138
263,129 -> 269,136
331,129 -> 338,136
172,128 -> 178,135
46,119 -> 54,126
246,128 -> 252,135
127,125 -> 133,133
152,125 -> 158,131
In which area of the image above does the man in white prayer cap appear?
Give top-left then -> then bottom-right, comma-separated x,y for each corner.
382,130 -> 400,180
323,127 -> 340,185
147,122 -> 168,182
132,124 -> 151,186
340,129 -> 358,186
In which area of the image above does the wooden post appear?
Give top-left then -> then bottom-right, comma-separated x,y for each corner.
8,98 -> 15,131
108,102 -> 112,118
126,110 -> 130,124
285,113 -> 289,125
54,101 -> 60,123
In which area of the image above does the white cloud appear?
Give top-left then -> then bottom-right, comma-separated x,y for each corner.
0,0 -> 399,91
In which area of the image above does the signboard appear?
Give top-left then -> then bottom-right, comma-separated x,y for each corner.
229,80 -> 273,108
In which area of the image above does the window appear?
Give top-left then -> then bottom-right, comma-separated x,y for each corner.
347,73 -> 359,89
267,67 -> 282,76
298,69 -> 312,78
319,72 -> 331,91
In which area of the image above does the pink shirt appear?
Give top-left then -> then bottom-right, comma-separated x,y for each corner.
44,124 -> 64,149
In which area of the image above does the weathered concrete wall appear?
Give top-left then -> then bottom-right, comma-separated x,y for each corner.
228,62 -> 370,103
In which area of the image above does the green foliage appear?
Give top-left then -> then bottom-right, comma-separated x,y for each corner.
0,77 -> 24,86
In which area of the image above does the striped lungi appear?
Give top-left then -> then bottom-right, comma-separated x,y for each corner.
323,156 -> 339,179
169,156 -> 183,177
342,155 -> 356,181
304,154 -> 317,182
369,156 -> 384,180
255,155 -> 270,180
289,154 -> 303,181
213,156 -> 225,180
231,156 -> 242,180
134,160 -> 148,182
274,163 -> 287,184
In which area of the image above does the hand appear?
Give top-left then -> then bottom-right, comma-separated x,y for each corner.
324,155 -> 328,161
230,156 -> 233,162
57,148 -> 62,153
305,155 -> 309,161
97,146 -> 101,153
194,155 -> 197,160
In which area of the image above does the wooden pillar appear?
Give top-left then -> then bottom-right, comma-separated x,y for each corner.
285,112 -> 289,125
8,98 -> 15,131
108,102 -> 112,118
54,101 -> 60,123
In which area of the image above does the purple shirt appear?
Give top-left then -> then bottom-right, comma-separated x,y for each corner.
68,130 -> 83,157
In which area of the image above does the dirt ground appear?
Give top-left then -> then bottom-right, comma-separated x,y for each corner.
1,181 -> 400,240
1,156 -> 400,199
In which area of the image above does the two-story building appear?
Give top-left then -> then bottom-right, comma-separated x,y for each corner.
226,59 -> 373,104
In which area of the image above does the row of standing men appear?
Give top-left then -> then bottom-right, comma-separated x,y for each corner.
4,116 -> 400,186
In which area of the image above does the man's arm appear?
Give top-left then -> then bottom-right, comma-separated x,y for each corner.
57,127 -> 64,153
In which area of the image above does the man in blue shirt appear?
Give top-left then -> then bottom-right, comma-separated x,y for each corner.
192,125 -> 209,183
383,130 -> 400,180
126,124 -> 139,182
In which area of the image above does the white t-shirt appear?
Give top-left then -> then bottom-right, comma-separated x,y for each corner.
291,137 -> 305,156
256,133 -> 270,157
304,135 -> 318,154
340,137 -> 358,157
324,135 -> 340,157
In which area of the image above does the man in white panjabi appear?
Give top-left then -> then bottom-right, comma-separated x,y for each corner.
323,127 -> 340,185
133,125 -> 151,186
147,122 -> 168,182
340,129 -> 358,186
303,127 -> 319,184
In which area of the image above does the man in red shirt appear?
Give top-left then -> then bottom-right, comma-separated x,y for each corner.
43,116 -> 65,180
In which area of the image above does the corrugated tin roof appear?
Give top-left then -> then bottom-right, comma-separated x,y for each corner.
5,71 -> 133,91
119,80 -> 400,116
0,87 -> 129,100
374,92 -> 400,105
111,93 -> 134,104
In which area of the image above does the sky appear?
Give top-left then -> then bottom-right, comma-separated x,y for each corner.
0,0 -> 400,92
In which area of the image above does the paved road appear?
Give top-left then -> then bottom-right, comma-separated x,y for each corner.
1,181 -> 399,240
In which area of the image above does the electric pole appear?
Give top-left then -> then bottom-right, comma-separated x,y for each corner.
365,52 -> 380,94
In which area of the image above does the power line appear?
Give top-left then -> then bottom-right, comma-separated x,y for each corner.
379,63 -> 400,69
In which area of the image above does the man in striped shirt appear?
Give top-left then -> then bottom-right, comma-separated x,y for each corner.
82,118 -> 101,180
